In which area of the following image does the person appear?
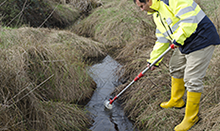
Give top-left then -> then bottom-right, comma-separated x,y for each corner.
133,0 -> 220,130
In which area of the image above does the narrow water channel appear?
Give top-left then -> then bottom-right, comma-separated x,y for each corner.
86,55 -> 137,131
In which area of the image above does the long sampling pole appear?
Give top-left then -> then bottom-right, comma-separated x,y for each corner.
104,44 -> 175,109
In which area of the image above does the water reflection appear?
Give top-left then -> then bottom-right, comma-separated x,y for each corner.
86,55 -> 137,131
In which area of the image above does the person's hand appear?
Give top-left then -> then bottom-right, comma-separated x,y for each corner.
147,63 -> 157,71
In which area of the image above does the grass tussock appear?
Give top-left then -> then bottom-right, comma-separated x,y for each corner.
0,0 -> 80,28
0,27 -> 106,130
71,0 -> 155,56
68,0 -> 102,14
0,0 -> 220,130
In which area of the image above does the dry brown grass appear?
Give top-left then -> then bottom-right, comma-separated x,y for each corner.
69,0 -> 102,13
52,0 -> 103,19
71,0 -> 155,56
1,0 -> 220,130
0,0 -> 80,28
0,27 -> 106,130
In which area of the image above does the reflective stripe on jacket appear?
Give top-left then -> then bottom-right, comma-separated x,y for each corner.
147,0 -> 220,66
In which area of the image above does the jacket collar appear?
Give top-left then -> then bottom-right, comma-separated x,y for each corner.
150,0 -> 160,11
147,0 -> 160,15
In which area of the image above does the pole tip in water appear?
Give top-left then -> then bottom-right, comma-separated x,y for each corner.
104,100 -> 112,110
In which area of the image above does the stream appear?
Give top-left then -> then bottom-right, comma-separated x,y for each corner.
86,55 -> 137,131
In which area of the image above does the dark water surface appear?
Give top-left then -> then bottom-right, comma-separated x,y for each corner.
86,55 -> 137,131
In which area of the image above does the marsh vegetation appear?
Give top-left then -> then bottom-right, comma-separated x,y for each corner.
0,0 -> 219,130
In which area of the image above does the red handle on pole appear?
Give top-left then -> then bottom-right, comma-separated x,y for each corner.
170,44 -> 175,49
134,72 -> 144,81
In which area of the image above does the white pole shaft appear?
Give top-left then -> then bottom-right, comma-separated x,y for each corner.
116,46 -> 172,98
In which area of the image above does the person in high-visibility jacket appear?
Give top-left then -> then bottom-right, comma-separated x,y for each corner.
134,0 -> 220,130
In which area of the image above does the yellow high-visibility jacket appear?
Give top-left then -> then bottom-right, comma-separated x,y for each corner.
147,0 -> 220,66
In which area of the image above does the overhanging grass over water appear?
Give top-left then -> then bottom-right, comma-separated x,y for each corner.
0,27 -> 105,130
0,0 -> 220,130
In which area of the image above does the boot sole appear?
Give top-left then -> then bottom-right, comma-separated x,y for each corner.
159,103 -> 186,109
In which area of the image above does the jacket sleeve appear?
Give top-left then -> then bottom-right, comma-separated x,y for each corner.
170,0 -> 205,46
147,28 -> 170,66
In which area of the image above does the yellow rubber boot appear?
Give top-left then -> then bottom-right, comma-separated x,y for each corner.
160,77 -> 185,109
174,91 -> 201,131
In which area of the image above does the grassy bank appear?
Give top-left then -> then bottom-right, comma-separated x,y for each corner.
1,0 -> 220,130
0,27 -> 106,130
71,0 -> 156,56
